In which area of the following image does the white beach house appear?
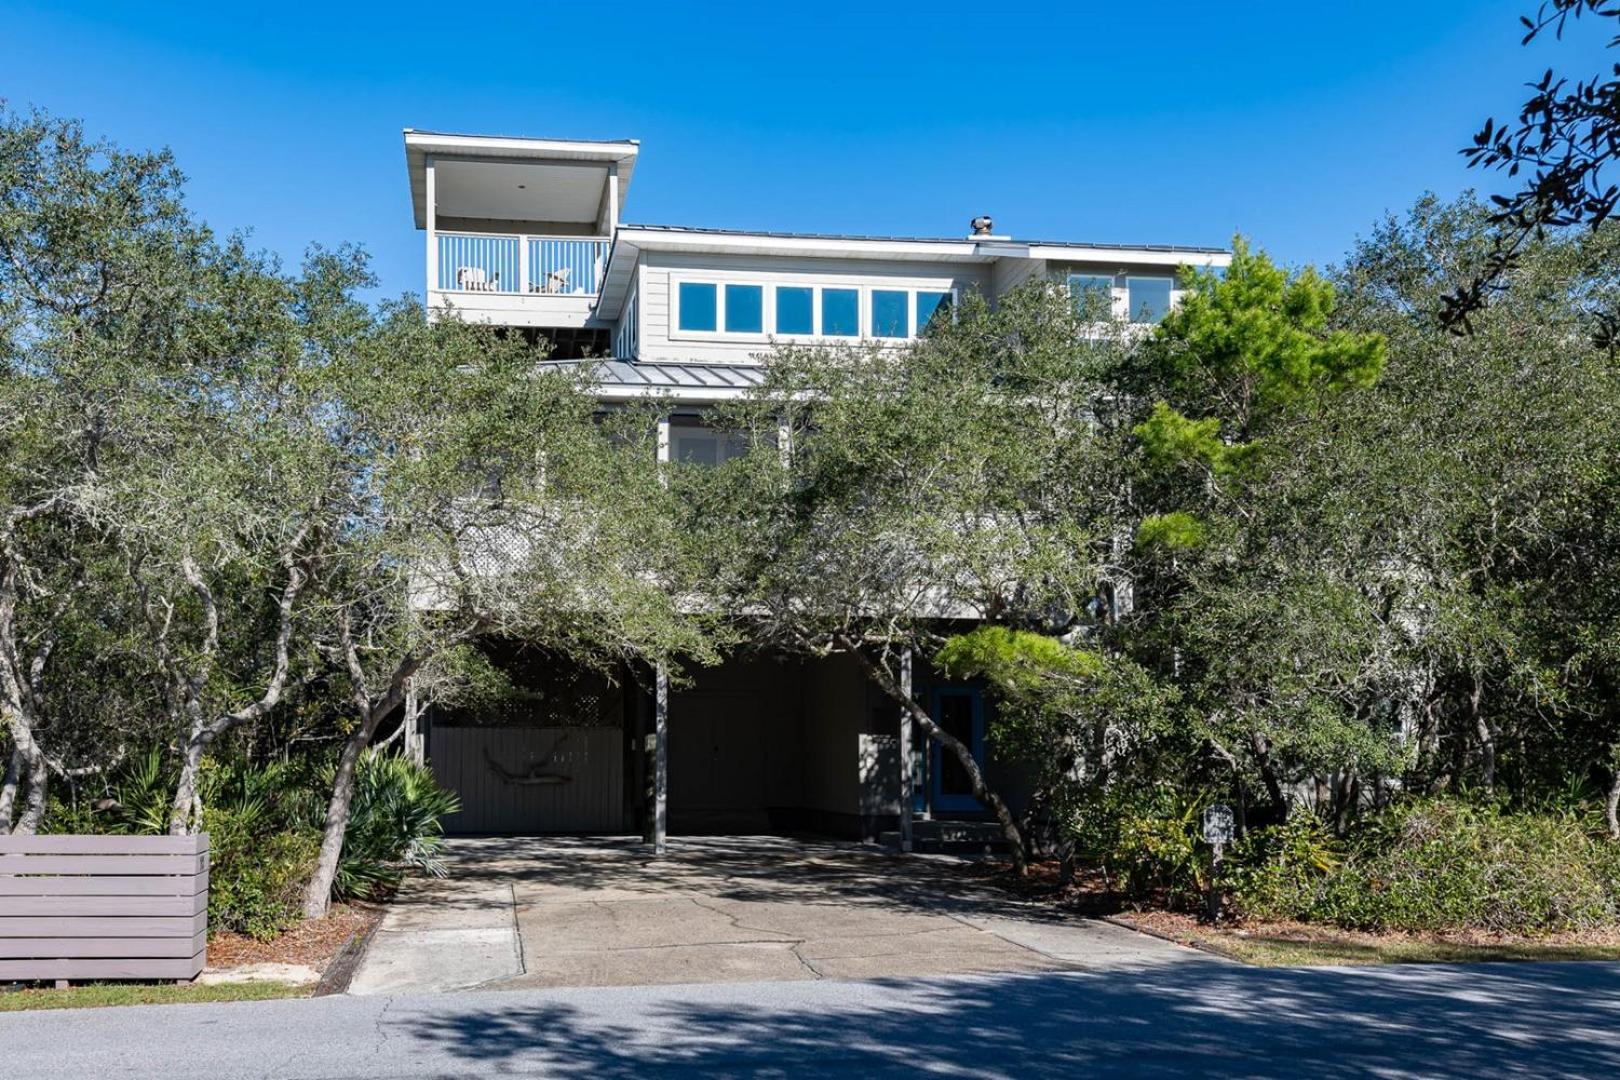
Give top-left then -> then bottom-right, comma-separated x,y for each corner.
403,129 -> 1231,848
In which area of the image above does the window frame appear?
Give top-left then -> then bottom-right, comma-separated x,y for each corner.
675,281 -> 719,334
1125,274 -> 1175,324
869,289 -> 910,339
774,285 -> 815,336
668,273 -> 962,344
723,283 -> 765,334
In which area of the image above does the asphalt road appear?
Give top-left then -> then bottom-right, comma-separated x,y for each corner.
5,962 -> 1619,1078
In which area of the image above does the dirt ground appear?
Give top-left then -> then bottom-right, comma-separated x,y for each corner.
947,856 -> 1620,966
206,903 -> 382,976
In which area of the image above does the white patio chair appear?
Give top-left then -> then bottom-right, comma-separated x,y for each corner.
543,267 -> 572,294
455,266 -> 499,292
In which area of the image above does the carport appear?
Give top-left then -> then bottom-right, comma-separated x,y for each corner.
421,648 -> 1025,849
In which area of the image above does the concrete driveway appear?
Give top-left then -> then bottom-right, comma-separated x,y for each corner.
349,836 -> 1202,994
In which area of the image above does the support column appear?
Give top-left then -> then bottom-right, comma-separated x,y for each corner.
403,677 -> 422,766
899,647 -> 914,853
424,156 -> 438,300
652,414 -> 671,857
654,663 -> 669,856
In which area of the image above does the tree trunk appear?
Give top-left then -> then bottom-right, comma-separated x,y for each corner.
0,744 -> 21,833
841,639 -> 1028,875
15,747 -> 46,835
303,623 -> 436,919
0,710 -> 50,836
301,713 -> 377,919
168,724 -> 210,835
1248,730 -> 1286,813
1607,766 -> 1620,841
1470,677 -> 1495,795
163,535 -> 316,835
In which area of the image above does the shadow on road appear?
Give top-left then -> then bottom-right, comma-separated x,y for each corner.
404,960 -> 1620,1076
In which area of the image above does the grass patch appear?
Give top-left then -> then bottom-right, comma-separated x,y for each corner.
0,980 -> 307,1012
1118,911 -> 1620,967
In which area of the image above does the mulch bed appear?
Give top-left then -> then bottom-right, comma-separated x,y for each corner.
955,856 -> 1130,915
1118,908 -> 1620,953
207,903 -> 383,974
950,858 -> 1620,961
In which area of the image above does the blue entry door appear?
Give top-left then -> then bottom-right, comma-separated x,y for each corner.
929,687 -> 985,812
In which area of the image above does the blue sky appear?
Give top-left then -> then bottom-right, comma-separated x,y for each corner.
4,1 -> 1613,301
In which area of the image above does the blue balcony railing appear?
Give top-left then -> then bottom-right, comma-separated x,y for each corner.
436,233 -> 609,295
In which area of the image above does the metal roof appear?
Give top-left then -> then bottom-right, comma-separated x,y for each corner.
542,358 -> 766,396
621,223 -> 1229,256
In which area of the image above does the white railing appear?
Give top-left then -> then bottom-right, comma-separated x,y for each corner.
436,233 -> 609,296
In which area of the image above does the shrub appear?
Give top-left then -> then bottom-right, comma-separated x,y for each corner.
1228,813 -> 1343,921
1232,799 -> 1620,934
327,753 -> 459,901
203,804 -> 319,940
1106,791 -> 1208,907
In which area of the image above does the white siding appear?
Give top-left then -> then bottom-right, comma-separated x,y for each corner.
989,256 -> 1046,301
638,251 -> 991,366
613,270 -> 640,359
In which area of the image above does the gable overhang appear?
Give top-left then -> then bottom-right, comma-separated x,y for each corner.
1028,243 -> 1231,269
404,130 -> 640,230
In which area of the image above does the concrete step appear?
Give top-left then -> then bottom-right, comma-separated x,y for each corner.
877,821 -> 1009,854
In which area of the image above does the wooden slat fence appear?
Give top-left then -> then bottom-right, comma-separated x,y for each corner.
0,833 -> 209,982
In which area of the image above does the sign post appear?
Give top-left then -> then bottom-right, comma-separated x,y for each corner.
1202,803 -> 1235,925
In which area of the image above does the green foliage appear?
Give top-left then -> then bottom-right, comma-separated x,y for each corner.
1227,813 -> 1344,921
35,747 -> 459,935
1233,800 -> 1620,933
1135,511 -> 1206,552
935,626 -> 1103,691
327,753 -> 460,900
1150,240 -> 1387,429
1108,791 -> 1208,907
204,805 -> 319,941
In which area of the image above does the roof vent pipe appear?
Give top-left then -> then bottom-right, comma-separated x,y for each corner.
969,215 -> 994,237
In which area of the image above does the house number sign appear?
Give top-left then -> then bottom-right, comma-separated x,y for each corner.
1202,803 -> 1235,850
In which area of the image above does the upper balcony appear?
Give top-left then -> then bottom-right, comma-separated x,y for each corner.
405,130 -> 638,329
433,232 -> 611,326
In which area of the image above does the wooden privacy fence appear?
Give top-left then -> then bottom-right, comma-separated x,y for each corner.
0,833 -> 209,982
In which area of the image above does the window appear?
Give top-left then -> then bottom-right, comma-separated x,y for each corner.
678,282 -> 717,331
725,284 -> 763,333
1067,274 -> 1115,317
776,286 -> 813,334
1126,277 -> 1173,323
822,288 -> 859,336
871,290 -> 909,338
916,290 -> 951,333
670,418 -> 748,466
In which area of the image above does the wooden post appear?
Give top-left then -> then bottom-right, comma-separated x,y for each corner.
899,647 -> 914,853
654,663 -> 668,856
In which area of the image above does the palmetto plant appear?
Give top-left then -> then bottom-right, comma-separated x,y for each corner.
327,752 -> 460,900
108,747 -> 176,835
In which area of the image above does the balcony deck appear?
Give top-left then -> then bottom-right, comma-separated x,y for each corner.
429,233 -> 610,328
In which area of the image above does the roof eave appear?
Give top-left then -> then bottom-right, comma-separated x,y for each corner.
404,129 -> 640,230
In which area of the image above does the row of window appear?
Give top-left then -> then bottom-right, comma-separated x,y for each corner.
1066,273 -> 1175,323
676,282 -> 953,340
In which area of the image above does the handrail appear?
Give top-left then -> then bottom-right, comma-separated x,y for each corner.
435,233 -> 609,296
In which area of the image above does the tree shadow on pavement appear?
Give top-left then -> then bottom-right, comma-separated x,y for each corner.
437,835 -> 1063,920
403,960 -> 1620,1077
